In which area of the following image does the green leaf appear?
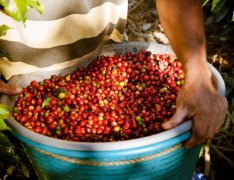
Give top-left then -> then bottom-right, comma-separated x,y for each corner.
0,119 -> 11,131
211,0 -> 221,12
0,24 -> 11,37
6,165 -> 16,175
0,104 -> 12,130
0,0 -> 8,8
12,0 -> 28,22
0,0 -> 44,24
212,0 -> 227,13
42,97 -> 52,108
0,132 -> 33,178
0,132 -> 19,164
0,0 -> 28,22
19,161 -> 30,177
213,3 -> 230,22
199,146 -> 204,158
0,132 -> 14,148
0,104 -> 12,111
28,0 -> 44,14
0,104 -> 12,119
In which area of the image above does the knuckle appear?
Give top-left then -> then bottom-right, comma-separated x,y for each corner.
224,100 -> 228,111
220,97 -> 228,108
202,107 -> 210,115
209,97 -> 227,115
196,130 -> 213,140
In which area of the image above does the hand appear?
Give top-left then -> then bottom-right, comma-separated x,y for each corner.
0,79 -> 22,95
161,63 -> 228,148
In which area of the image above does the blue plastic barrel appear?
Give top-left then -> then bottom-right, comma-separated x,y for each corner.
7,42 -> 226,180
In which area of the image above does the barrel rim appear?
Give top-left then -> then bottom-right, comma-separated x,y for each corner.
7,116 -> 192,151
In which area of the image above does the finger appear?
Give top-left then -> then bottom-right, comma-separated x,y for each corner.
183,126 -> 208,148
161,105 -> 188,130
184,107 -> 227,149
183,127 -> 207,148
183,137 -> 205,149
0,80 -> 22,95
215,98 -> 228,133
183,114 -> 212,148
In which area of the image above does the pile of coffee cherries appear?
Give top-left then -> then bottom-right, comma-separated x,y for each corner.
12,49 -> 184,142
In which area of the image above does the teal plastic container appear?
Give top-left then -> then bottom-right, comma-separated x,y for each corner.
7,42 -> 226,180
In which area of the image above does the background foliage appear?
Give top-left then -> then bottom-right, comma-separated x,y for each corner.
203,0 -> 234,23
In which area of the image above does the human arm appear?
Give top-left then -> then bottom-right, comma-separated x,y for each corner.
156,0 -> 228,148
0,79 -> 22,95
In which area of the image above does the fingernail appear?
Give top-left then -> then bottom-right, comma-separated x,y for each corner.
161,122 -> 170,129
16,87 -> 22,92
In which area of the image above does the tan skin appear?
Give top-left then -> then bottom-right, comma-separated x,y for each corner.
0,80 -> 22,95
156,0 -> 228,148
0,0 -> 228,148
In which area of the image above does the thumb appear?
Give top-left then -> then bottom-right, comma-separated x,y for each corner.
0,80 -> 22,95
162,106 -> 188,130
